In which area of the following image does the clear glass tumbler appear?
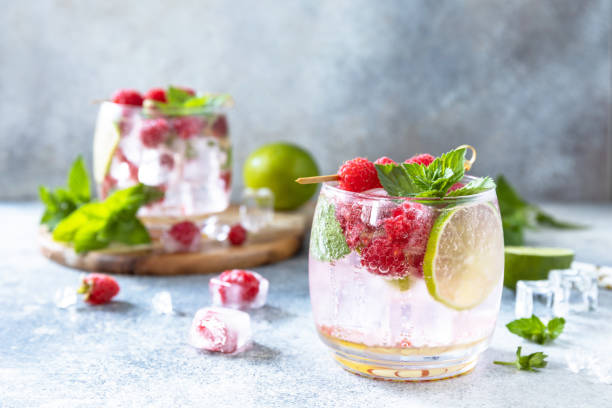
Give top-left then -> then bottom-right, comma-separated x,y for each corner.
93,101 -> 231,219
309,178 -> 504,381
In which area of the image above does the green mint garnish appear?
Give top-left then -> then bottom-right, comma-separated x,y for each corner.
52,184 -> 163,253
496,175 -> 585,245
310,197 -> 350,262
375,147 -> 495,198
151,86 -> 232,117
506,315 -> 565,344
39,156 -> 91,231
494,347 -> 548,372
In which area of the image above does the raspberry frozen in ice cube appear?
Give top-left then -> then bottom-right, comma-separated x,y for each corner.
189,307 -> 251,353
209,269 -> 269,309
162,221 -> 202,253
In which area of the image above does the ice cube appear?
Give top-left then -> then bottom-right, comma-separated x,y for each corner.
188,307 -> 251,353
209,270 -> 269,310
515,280 -> 564,319
203,216 -> 230,241
549,268 -> 598,313
152,291 -> 173,315
138,149 -> 173,186
54,287 -> 77,309
239,188 -> 274,232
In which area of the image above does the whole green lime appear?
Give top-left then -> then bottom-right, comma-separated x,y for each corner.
243,143 -> 319,210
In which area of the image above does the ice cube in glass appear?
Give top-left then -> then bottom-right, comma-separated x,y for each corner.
188,307 -> 251,353
515,280 -> 565,319
549,268 -> 598,313
209,270 -> 269,309
239,187 -> 274,232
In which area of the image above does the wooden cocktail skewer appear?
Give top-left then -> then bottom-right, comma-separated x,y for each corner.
295,145 -> 477,185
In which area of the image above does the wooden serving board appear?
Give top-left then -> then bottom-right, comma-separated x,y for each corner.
39,204 -> 314,275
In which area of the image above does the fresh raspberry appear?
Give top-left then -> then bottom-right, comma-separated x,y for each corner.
77,273 -> 120,305
144,87 -> 167,103
220,171 -> 231,192
374,156 -> 396,165
111,89 -> 143,106
168,221 -> 200,247
228,224 -> 247,246
160,153 -> 175,169
172,116 -> 205,139
405,153 -> 435,166
211,115 -> 229,138
383,201 -> 433,246
140,118 -> 169,148
448,182 -> 464,193
337,157 -> 381,192
218,269 -> 260,303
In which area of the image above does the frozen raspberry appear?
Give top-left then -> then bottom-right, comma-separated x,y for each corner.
374,156 -> 396,165
360,237 -> 411,278
220,171 -> 231,192
337,157 -> 381,192
77,273 -> 120,305
218,270 -> 260,303
144,87 -> 167,103
405,153 -> 435,166
111,89 -> 143,106
335,201 -> 374,250
170,221 -> 200,245
140,118 -> 169,148
361,200 -> 434,278
228,223 -> 247,246
211,115 -> 229,138
189,308 -> 239,353
160,153 -> 174,169
172,116 -> 205,139
115,148 -> 139,181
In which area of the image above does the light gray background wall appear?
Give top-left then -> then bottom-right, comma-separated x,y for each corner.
1,0 -> 610,201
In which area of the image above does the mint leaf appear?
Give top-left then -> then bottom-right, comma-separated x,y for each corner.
67,156 -> 90,203
446,177 -> 496,197
506,315 -> 565,344
39,157 -> 92,231
310,197 -> 350,262
166,86 -> 193,105
494,347 -> 548,372
53,184 -> 162,253
496,175 -> 585,245
375,147 -> 493,198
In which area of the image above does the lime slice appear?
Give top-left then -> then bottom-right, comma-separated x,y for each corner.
93,118 -> 121,183
423,203 -> 504,310
504,246 -> 574,289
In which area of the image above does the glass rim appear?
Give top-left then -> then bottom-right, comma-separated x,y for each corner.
321,175 -> 495,202
100,100 -> 231,115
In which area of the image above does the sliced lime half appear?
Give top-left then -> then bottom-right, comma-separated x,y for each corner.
504,246 -> 574,289
423,203 -> 504,310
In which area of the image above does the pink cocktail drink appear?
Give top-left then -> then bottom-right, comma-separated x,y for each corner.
308,151 -> 504,381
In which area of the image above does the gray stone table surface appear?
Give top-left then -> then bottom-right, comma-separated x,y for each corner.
1,202 -> 611,407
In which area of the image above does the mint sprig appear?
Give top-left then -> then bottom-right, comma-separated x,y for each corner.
310,197 -> 350,262
39,156 -> 91,230
151,86 -> 232,117
53,184 -> 163,253
494,347 -> 548,372
496,175 -> 585,245
506,315 -> 565,344
375,147 -> 495,198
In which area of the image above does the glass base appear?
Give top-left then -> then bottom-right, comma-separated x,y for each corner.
320,332 -> 488,382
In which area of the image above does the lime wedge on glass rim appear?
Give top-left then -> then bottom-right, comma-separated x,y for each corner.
423,202 -> 504,310
93,118 -> 121,184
